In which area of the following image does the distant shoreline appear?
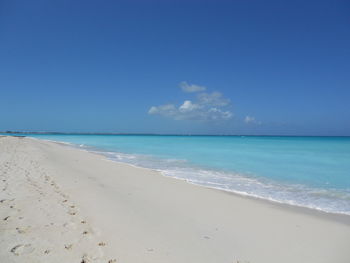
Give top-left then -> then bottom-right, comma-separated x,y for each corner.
1,132 -> 350,137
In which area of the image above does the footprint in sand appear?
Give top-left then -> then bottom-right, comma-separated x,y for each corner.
81,254 -> 92,263
16,226 -> 30,234
64,244 -> 73,250
10,244 -> 34,256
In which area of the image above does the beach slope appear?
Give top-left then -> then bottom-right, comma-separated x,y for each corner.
1,136 -> 349,263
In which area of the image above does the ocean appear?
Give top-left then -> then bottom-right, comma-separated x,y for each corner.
15,134 -> 350,215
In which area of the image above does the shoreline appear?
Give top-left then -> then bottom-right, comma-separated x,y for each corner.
32,136 -> 350,220
1,136 -> 350,262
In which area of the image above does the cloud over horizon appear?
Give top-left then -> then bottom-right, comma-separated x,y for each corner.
148,82 -> 233,121
179,81 -> 206,93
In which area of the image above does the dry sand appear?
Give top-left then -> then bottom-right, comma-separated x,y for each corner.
1,136 -> 349,263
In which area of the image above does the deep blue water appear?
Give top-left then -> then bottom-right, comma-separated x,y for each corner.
9,134 -> 350,215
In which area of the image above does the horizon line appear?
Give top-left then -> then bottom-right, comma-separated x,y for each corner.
1,131 -> 349,137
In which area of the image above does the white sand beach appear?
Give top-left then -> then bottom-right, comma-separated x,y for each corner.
1,136 -> 350,263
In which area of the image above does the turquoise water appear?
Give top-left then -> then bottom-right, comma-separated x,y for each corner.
14,134 -> 350,215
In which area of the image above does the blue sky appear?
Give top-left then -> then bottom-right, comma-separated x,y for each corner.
1,0 -> 349,135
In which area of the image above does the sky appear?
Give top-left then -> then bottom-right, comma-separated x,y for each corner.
0,0 -> 349,135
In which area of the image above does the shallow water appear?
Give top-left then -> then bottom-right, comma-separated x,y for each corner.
16,134 -> 350,215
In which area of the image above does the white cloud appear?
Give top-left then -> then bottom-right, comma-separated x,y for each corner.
179,100 -> 200,112
148,82 -> 233,121
197,92 -> 230,106
245,116 -> 261,124
148,106 -> 158,114
148,104 -> 177,118
180,81 -> 206,93
208,108 -> 233,119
